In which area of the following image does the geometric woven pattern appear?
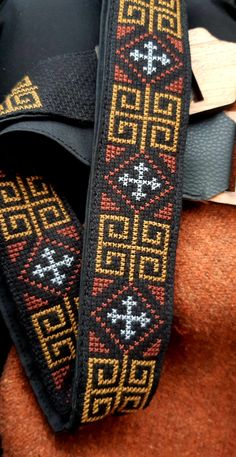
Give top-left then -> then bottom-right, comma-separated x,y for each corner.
0,76 -> 42,116
31,296 -> 78,371
78,0 -> 191,426
82,357 -> 156,422
91,285 -> 164,353
117,33 -> 183,84
118,0 -> 182,38
0,0 -> 191,431
95,214 -> 170,282
104,152 -> 174,212
108,86 -> 182,151
0,172 -> 82,419
19,238 -> 81,296
0,174 -> 70,240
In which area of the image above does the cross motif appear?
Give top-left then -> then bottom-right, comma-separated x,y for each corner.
107,296 -> 151,340
130,40 -> 171,75
32,247 -> 74,286
118,161 -> 161,201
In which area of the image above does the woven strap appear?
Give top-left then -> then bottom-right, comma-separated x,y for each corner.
75,0 -> 191,427
0,52 -> 97,124
0,0 -> 191,432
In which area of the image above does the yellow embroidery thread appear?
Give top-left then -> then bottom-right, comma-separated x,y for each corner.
0,76 -> 42,116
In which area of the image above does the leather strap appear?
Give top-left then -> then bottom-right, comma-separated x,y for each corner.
0,0 -> 191,431
183,112 -> 235,200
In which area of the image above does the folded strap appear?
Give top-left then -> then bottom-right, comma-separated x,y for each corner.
0,52 -> 97,124
0,0 -> 191,432
0,172 -> 82,428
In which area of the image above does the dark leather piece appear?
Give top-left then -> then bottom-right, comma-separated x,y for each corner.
183,112 -> 235,200
0,120 -> 94,166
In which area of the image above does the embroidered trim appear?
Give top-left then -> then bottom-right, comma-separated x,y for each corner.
77,0 -> 191,425
0,52 -> 97,123
0,0 -> 191,431
0,76 -> 42,116
0,172 -> 82,421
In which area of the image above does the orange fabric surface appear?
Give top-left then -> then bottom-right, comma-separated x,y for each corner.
0,202 -> 235,457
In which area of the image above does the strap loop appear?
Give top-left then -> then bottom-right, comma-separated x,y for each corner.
0,52 -> 97,124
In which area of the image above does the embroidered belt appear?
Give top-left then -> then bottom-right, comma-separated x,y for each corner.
0,0 -> 191,431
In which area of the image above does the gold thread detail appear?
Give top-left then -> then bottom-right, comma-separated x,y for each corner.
82,357 -> 156,422
96,214 -> 170,283
0,76 -> 42,116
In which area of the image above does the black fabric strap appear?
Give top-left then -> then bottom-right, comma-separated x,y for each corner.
0,0 -> 191,432
0,52 -> 97,124
74,0 -> 191,428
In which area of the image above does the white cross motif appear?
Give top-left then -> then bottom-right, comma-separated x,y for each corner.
118,162 -> 161,201
107,296 -> 151,340
32,247 -> 74,286
130,40 -> 171,75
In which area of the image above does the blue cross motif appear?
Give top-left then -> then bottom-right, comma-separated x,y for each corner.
118,161 -> 161,201
130,40 -> 171,75
107,296 -> 151,340
32,247 -> 74,286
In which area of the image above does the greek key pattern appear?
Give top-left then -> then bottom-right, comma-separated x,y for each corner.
96,214 -> 170,282
118,0 -> 182,37
0,175 -> 70,241
0,0 -> 190,431
0,171 -> 82,417
82,357 -> 156,422
31,296 -> 78,370
79,0 -> 190,425
108,85 -> 181,151
0,76 -> 42,116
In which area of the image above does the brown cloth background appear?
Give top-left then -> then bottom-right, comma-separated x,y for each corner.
0,202 -> 235,457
